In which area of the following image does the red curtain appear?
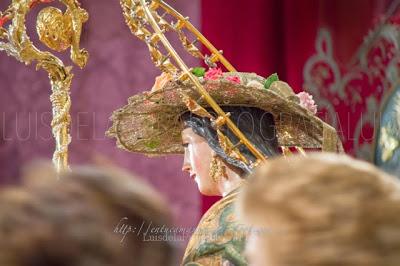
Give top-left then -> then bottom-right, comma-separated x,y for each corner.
201,0 -> 393,213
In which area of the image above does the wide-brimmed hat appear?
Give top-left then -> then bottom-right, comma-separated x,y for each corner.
107,72 -> 343,156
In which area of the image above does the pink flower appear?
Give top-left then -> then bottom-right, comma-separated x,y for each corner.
226,76 -> 241,84
297,91 -> 317,114
204,67 -> 223,80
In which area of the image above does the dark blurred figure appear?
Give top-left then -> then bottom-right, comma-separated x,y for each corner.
238,153 -> 400,266
0,162 -> 176,266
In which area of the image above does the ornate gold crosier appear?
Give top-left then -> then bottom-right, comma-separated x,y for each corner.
0,0 -> 88,173
120,0 -> 268,170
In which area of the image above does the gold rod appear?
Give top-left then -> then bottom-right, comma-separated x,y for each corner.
158,0 -> 237,72
141,0 -> 266,163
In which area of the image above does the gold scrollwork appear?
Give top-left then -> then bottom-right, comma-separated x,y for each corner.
0,0 -> 89,173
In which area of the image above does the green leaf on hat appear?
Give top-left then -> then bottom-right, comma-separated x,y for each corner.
264,73 -> 279,89
192,67 -> 206,77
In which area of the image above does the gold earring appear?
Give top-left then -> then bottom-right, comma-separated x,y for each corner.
209,155 -> 228,182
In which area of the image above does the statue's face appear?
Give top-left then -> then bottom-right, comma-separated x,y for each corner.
181,127 -> 220,196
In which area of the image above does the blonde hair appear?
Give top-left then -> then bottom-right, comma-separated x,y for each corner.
0,163 -> 176,266
238,153 -> 400,266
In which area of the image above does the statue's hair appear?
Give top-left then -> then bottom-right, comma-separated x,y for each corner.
181,106 -> 280,175
238,153 -> 400,266
0,163 -> 176,266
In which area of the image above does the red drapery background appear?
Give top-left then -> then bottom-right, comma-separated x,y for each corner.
201,0 -> 398,212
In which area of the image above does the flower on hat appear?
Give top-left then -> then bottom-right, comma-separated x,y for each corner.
204,67 -> 223,80
297,91 -> 317,114
226,75 -> 241,84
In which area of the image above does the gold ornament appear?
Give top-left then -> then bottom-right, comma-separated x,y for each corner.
209,155 -> 228,183
36,7 -> 73,52
0,0 -> 89,173
119,0 -> 267,169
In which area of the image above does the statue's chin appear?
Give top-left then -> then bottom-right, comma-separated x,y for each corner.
198,183 -> 220,197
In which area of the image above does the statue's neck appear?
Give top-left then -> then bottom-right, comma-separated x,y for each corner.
218,171 -> 245,197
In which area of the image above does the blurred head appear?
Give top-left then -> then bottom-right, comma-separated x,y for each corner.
238,153 -> 400,266
181,106 -> 280,195
0,163 -> 176,266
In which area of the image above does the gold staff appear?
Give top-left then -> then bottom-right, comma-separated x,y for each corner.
0,0 -> 88,173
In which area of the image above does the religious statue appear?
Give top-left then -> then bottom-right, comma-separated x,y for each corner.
107,0 -> 343,265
